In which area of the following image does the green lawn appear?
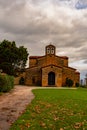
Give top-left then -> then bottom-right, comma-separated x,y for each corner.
10,88 -> 87,130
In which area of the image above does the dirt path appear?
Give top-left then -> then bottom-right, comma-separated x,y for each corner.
0,85 -> 35,130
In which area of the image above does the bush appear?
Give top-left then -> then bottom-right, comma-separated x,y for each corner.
19,77 -> 25,85
66,78 -> 74,87
75,82 -> 79,87
80,85 -> 87,88
0,74 -> 14,92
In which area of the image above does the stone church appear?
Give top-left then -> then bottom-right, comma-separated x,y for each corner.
25,44 -> 80,87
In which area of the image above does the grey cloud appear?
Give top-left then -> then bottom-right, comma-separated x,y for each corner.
0,0 -> 14,7
31,0 -> 44,4
0,0 -> 25,8
84,60 -> 87,64
0,0 -> 87,76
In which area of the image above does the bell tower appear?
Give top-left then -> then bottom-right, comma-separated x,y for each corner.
45,44 -> 56,55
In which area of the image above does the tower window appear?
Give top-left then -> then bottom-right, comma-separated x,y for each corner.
47,48 -> 50,54
46,45 -> 55,55
51,48 -> 54,54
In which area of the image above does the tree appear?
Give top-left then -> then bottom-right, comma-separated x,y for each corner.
66,78 -> 74,87
0,40 -> 29,76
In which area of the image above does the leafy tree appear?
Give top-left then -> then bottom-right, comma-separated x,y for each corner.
66,78 -> 74,87
0,40 -> 29,76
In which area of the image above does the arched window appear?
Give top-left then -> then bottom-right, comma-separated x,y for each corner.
47,47 -> 50,54
51,48 -> 54,54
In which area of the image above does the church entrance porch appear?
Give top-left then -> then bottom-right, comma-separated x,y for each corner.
42,65 -> 63,87
48,72 -> 55,85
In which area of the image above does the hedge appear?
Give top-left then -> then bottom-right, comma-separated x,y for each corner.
0,74 -> 14,92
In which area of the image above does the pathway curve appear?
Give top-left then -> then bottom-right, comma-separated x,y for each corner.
0,85 -> 35,130
0,86 -> 77,130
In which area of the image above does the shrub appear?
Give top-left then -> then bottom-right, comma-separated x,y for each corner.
75,82 -> 79,87
19,77 -> 25,85
80,85 -> 87,88
66,78 -> 74,87
0,74 -> 14,92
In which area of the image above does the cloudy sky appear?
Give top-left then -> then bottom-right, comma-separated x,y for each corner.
0,0 -> 87,80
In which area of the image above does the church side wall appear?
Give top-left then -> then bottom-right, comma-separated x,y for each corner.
62,67 -> 76,86
29,59 -> 37,67
25,67 -> 42,86
75,72 -> 80,85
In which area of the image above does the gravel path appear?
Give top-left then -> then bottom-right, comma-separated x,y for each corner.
0,85 -> 35,130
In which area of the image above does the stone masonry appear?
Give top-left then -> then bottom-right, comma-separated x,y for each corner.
25,44 -> 80,87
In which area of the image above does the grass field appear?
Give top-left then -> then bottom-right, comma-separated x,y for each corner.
10,88 -> 87,130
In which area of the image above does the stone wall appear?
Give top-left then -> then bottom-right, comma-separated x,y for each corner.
25,67 -> 42,86
42,65 -> 62,87
29,55 -> 68,69
14,72 -> 26,85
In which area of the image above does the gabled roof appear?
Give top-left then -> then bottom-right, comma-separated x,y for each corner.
29,56 -> 44,59
59,56 -> 68,59
75,71 -> 80,74
29,55 -> 68,59
46,44 -> 55,48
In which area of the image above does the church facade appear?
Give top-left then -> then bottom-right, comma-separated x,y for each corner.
25,44 -> 80,87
